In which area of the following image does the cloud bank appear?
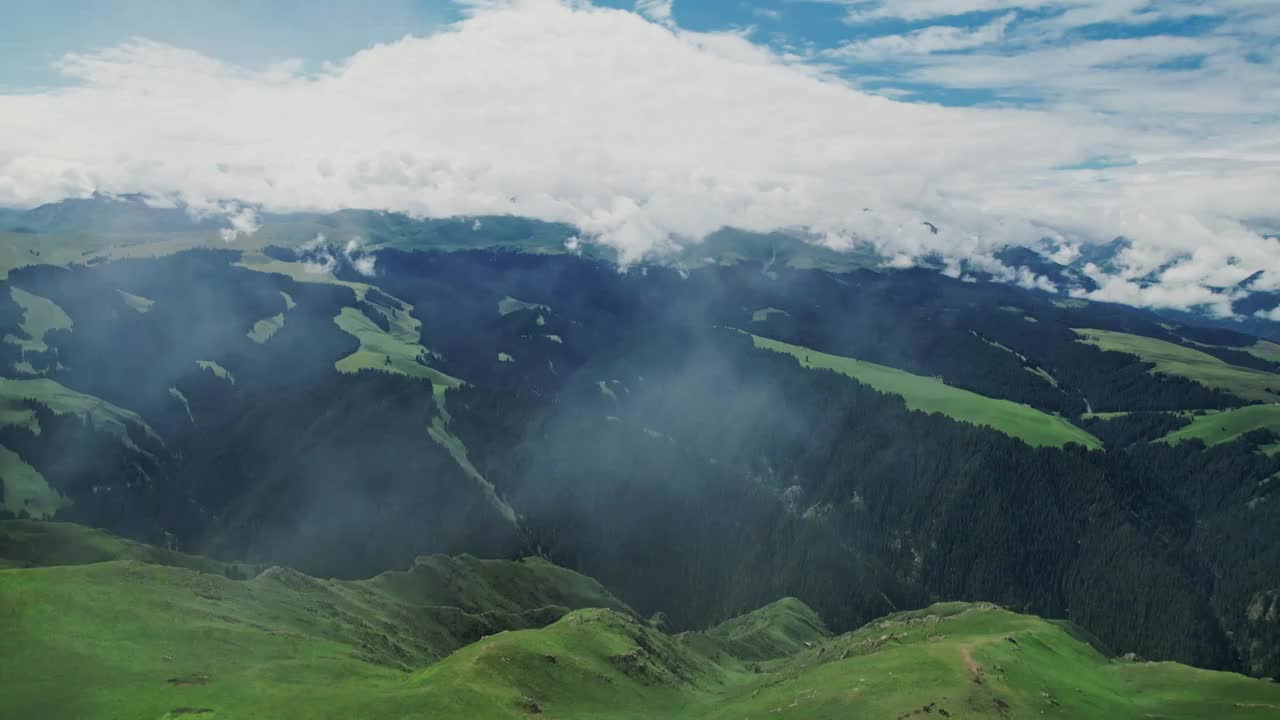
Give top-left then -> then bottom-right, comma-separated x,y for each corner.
0,0 -> 1277,314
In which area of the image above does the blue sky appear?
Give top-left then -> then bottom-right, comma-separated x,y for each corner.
4,0 -> 1269,107
0,1 -> 454,92
0,0 -> 1277,313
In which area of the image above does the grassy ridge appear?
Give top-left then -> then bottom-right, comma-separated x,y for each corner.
195,360 -> 235,385
744,331 -> 1101,449
498,296 -> 549,316
0,520 -> 250,573
1158,404 -> 1280,450
330,281 -> 461,390
1247,340 -> 1280,364
1074,328 -> 1280,404
700,597 -> 830,661
0,449 -> 62,520
2,523 -> 1278,719
0,377 -> 161,448
330,298 -> 513,523
0,377 -> 165,519
5,288 -> 72,357
0,522 -> 628,720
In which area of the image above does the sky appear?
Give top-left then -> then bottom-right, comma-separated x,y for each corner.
0,0 -> 1278,315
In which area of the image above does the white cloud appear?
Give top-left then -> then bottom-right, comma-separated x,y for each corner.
352,255 -> 377,277
827,12 -> 1014,58
303,255 -> 337,275
0,0 -> 1275,313
219,206 -> 261,242
183,198 -> 260,241
635,0 -> 674,26
342,235 -> 378,276
831,0 -> 1213,25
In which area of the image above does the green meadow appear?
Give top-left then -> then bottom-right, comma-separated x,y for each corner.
5,288 -> 72,356
1158,403 -> 1280,450
332,306 -> 461,389
744,331 -> 1101,449
2,521 -> 1277,720
1074,328 -> 1280,403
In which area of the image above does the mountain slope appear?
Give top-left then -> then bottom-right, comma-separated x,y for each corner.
1,208 -> 1279,678
744,330 -> 1101,448
1,523 -> 1277,720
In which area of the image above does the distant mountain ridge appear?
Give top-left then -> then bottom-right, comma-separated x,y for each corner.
5,196 -> 1277,341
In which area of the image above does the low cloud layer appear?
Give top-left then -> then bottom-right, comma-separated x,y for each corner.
0,0 -> 1277,314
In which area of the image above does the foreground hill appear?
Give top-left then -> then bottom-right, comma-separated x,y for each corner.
1,521 -> 1277,719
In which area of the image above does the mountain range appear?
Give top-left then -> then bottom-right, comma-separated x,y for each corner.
1,196 -> 1279,717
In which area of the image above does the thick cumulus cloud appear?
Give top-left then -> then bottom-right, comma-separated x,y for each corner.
0,0 -> 1277,313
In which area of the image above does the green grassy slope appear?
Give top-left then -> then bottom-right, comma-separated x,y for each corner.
5,287 -> 73,355
1158,404 -> 1280,449
498,296 -> 549,316
0,377 -> 162,448
1074,328 -> 1280,404
332,306 -> 460,388
744,331 -> 1101,449
235,252 -> 372,298
330,296 -> 516,524
247,290 -> 296,343
4,523 -> 1277,719
698,603 -> 1280,720
0,520 -> 250,573
751,307 -> 790,322
331,287 -> 461,390
1248,340 -> 1280,364
699,597 -> 830,661
0,449 -> 62,520
0,522 -> 629,720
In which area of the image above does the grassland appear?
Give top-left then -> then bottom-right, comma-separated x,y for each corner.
1173,332 -> 1280,367
0,521 -> 254,574
0,448 -> 63,519
167,387 -> 195,424
0,229 -> 214,278
195,360 -> 235,385
329,298 -> 511,523
1074,328 -> 1280,403
0,381 -> 159,517
1247,340 -> 1280,364
498,296 -> 549,316
4,288 -> 72,356
234,252 -> 372,299
752,307 -> 790,322
332,306 -> 461,389
246,291 -> 294,344
2,522 -> 1276,720
116,289 -> 155,313
0,377 -> 161,450
427,411 -> 518,525
1158,404 -> 1280,449
247,313 -> 285,343
744,332 -> 1101,449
